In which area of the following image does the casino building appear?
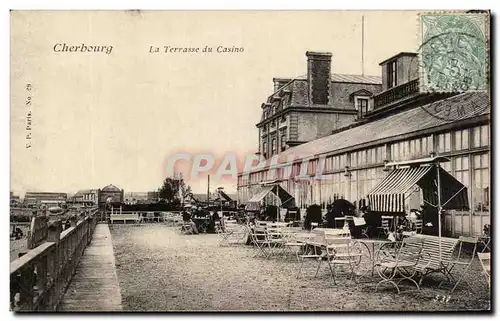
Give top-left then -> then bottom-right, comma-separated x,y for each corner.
237,51 -> 490,237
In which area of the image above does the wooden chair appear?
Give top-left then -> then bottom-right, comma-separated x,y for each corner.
448,236 -> 478,292
477,252 -> 491,289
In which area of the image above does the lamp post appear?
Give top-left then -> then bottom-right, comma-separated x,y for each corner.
217,187 -> 224,225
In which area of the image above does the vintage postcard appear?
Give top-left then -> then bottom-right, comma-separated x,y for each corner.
9,10 -> 491,312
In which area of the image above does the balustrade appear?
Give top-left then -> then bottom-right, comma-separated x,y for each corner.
10,210 -> 98,311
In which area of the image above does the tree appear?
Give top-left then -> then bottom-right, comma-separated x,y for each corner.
158,176 -> 192,205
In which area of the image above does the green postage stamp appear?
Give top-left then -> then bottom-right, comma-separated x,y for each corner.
419,11 -> 489,92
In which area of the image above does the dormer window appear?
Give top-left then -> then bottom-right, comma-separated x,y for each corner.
356,98 -> 369,114
350,89 -> 373,116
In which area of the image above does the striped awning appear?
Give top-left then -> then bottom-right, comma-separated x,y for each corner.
367,166 -> 433,213
368,165 -> 469,213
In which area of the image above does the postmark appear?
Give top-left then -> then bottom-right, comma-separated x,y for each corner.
418,12 -> 489,93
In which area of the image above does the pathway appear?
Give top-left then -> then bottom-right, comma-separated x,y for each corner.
59,224 -> 122,311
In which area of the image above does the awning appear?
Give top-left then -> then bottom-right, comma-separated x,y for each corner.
368,165 -> 469,213
248,186 -> 274,203
368,166 -> 432,213
245,184 -> 296,211
419,167 -> 470,211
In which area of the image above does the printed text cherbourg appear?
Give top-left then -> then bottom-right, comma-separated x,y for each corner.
53,43 -> 113,55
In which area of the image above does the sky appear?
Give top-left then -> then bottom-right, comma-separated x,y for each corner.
10,10 -> 420,197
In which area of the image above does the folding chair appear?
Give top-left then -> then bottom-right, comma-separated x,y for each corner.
248,224 -> 270,258
264,224 -> 286,258
317,230 -> 362,284
477,252 -> 491,289
414,219 -> 423,234
281,228 -> 307,261
353,217 -> 368,238
220,221 -> 247,246
479,224 -> 491,253
296,232 -> 323,279
378,216 -> 391,238
448,236 -> 478,292
180,221 -> 195,234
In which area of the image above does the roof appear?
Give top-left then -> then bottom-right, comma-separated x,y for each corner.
331,73 -> 381,84
379,52 -> 418,66
246,92 -> 489,173
192,193 -> 238,202
294,73 -> 381,85
74,189 -> 97,196
101,184 -> 121,192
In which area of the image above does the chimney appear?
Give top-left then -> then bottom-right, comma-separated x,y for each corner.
306,51 -> 332,105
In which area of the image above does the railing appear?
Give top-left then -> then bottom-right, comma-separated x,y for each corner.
9,212 -> 98,311
373,79 -> 419,109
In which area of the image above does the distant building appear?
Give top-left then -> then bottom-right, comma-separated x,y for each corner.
73,189 -> 99,206
147,191 -> 159,202
24,192 -> 67,206
99,184 -> 124,206
10,191 -> 21,207
124,191 -> 159,204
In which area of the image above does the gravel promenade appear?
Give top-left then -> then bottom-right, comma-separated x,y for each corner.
109,224 -> 491,312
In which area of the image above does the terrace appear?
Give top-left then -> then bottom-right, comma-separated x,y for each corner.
10,217 -> 491,312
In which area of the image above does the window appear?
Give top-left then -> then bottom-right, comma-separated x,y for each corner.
280,134 -> 286,152
356,98 -> 369,114
271,138 -> 277,155
376,146 -> 387,163
455,129 -> 469,150
388,60 -> 397,88
271,119 -> 276,127
472,125 -> 489,148
455,156 -> 469,187
281,114 -> 286,122
441,160 -> 452,173
437,133 -> 451,153
473,153 -> 489,212
262,141 -> 268,157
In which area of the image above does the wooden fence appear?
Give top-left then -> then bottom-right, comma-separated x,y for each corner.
9,210 -> 98,311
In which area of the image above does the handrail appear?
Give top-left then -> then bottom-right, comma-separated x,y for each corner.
9,212 -> 98,311
373,79 -> 419,109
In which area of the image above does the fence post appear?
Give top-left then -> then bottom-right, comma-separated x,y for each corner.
45,220 -> 61,311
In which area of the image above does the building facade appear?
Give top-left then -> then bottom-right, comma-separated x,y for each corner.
23,192 -> 68,206
73,189 -> 99,206
99,184 -> 124,205
238,52 -> 490,237
257,51 -> 382,158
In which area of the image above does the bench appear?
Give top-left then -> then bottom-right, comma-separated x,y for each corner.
110,213 -> 140,224
409,234 -> 459,286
